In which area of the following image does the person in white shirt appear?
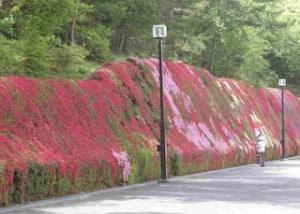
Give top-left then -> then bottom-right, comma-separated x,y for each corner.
255,128 -> 266,167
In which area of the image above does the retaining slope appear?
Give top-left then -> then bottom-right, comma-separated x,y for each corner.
0,58 -> 299,205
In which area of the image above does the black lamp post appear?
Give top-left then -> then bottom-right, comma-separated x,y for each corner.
153,25 -> 168,182
279,78 -> 286,160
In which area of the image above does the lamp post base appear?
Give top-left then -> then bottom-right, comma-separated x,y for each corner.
158,180 -> 169,184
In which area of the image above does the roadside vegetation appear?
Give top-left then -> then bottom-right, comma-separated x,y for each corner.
0,0 -> 300,94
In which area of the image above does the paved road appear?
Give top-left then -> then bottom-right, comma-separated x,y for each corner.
2,157 -> 300,214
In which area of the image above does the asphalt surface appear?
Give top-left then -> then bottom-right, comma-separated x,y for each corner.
1,157 -> 300,214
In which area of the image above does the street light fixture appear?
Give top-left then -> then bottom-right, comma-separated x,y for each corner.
278,78 -> 286,160
153,25 -> 168,182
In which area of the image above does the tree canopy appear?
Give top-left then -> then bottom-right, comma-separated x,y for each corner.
0,0 -> 299,93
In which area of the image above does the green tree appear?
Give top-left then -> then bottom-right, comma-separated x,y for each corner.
72,1 -> 112,62
0,35 -> 23,74
0,0 -> 299,88
49,43 -> 88,78
93,0 -> 159,56
163,0 -> 282,86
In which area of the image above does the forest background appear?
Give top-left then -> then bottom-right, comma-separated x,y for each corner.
0,0 -> 300,94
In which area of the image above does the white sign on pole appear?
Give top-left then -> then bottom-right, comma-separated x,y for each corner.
153,25 -> 167,38
278,79 -> 286,87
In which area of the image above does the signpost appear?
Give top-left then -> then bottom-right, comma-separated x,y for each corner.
278,79 -> 286,160
153,25 -> 168,182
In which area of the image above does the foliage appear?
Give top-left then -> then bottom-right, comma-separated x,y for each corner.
169,149 -> 184,176
49,44 -> 88,77
163,0 -> 283,86
0,35 -> 23,74
0,0 -> 299,89
1,59 -> 300,206
77,26 -> 111,62
21,34 -> 49,75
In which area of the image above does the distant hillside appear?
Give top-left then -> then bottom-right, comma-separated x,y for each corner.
0,58 -> 300,206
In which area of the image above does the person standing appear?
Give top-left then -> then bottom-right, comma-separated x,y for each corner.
255,128 -> 266,167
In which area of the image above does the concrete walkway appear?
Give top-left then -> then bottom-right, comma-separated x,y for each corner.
2,157 -> 300,214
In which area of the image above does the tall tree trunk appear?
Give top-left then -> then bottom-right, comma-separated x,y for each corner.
118,33 -> 125,54
70,0 -> 80,45
111,30 -> 125,55
209,36 -> 217,74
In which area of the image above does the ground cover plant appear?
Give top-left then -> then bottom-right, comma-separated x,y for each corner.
0,58 -> 300,206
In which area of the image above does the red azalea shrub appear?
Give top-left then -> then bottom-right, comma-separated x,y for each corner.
0,58 -> 300,206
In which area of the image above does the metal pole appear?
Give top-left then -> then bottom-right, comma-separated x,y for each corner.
281,86 -> 285,160
158,38 -> 167,181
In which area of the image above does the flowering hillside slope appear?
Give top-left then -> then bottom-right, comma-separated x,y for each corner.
0,58 -> 300,205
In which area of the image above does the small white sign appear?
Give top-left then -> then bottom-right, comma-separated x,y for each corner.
153,25 -> 167,38
278,79 -> 286,87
